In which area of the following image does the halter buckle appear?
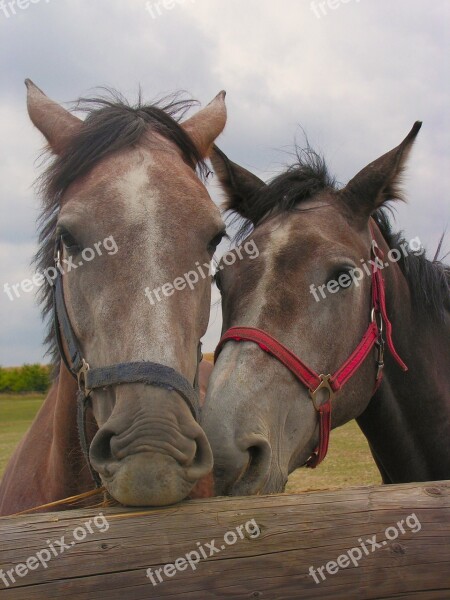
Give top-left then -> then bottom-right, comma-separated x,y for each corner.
375,341 -> 385,380
77,359 -> 91,396
309,374 -> 335,411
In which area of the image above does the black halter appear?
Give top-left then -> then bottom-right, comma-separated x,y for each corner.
51,242 -> 202,487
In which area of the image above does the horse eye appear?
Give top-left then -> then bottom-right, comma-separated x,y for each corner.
214,270 -> 223,292
208,230 -> 226,253
60,230 -> 80,253
329,267 -> 354,290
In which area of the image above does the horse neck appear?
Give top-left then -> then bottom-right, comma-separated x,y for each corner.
47,363 -> 96,495
357,255 -> 450,483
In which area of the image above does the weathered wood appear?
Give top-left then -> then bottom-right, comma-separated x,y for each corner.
0,481 -> 449,599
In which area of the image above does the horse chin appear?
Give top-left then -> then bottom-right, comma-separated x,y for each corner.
221,466 -> 288,497
102,453 -> 196,507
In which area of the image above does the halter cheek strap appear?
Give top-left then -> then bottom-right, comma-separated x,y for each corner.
214,230 -> 408,469
52,246 -> 202,487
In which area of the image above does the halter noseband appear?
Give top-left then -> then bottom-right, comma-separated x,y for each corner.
51,241 -> 202,487
214,226 -> 408,469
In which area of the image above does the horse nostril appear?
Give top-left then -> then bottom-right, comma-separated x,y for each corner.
212,435 -> 272,495
248,444 -> 264,471
89,428 -> 116,468
184,431 -> 214,482
248,444 -> 270,480
237,436 -> 272,490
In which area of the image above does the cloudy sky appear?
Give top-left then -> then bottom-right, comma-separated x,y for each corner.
0,0 -> 448,365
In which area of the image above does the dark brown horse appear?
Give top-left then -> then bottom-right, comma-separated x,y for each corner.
0,81 -> 226,515
202,124 -> 450,495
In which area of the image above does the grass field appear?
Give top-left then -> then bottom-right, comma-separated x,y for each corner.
0,394 -> 380,491
0,394 -> 44,476
286,419 -> 380,492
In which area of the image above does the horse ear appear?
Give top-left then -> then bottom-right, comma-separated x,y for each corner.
340,122 -> 422,225
210,145 -> 266,218
181,91 -> 227,158
25,79 -> 82,155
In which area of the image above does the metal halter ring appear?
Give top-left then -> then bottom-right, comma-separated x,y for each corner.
77,359 -> 91,396
371,308 -> 384,335
309,374 -> 335,411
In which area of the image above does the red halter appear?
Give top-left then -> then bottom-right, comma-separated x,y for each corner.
214,228 -> 408,468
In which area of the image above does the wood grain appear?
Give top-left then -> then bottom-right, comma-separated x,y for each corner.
0,481 -> 449,599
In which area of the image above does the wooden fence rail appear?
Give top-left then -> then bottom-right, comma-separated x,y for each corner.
0,480 -> 449,599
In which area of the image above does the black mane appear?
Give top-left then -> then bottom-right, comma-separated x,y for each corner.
34,90 -> 208,367
373,209 -> 449,322
230,145 -> 337,241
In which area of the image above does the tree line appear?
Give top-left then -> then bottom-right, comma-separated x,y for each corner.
0,365 -> 51,393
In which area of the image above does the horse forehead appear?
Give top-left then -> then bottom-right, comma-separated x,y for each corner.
108,150 -> 219,227
112,158 -> 160,222
63,151 -> 157,212
230,216 -> 325,301
266,206 -> 358,254
226,223 -> 294,318
114,158 -> 153,198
